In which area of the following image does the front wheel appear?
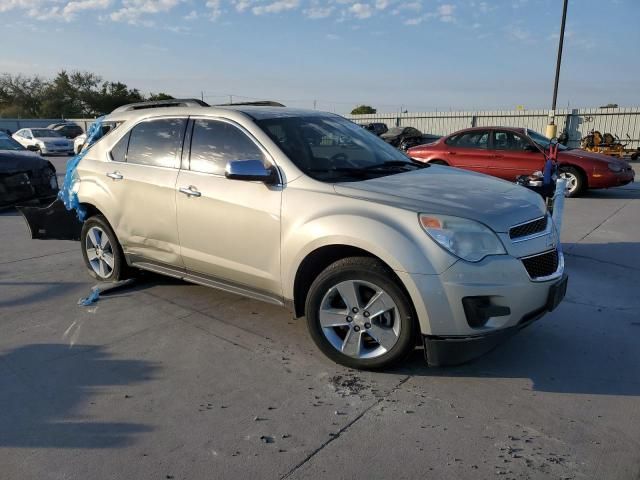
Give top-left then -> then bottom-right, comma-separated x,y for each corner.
81,215 -> 128,281
305,257 -> 415,369
559,166 -> 586,197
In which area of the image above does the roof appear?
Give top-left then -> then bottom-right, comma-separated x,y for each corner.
449,126 -> 527,135
104,104 -> 338,124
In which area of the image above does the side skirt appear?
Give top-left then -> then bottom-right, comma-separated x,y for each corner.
128,257 -> 285,307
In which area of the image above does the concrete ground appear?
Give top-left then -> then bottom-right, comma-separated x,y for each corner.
1,157 -> 639,480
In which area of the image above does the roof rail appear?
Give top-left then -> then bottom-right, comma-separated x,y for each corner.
111,98 -> 210,113
214,100 -> 286,107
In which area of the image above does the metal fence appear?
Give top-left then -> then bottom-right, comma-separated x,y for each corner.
0,118 -> 95,134
347,107 -> 640,149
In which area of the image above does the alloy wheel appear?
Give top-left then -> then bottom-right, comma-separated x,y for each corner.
318,279 -> 401,359
85,226 -> 115,279
559,171 -> 578,195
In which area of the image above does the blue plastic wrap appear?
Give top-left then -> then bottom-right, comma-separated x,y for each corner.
58,116 -> 105,221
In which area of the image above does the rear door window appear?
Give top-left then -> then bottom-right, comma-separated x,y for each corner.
447,131 -> 489,149
189,119 -> 266,175
126,118 -> 187,168
110,132 -> 130,162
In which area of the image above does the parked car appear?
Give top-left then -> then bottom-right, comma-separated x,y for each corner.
12,128 -> 74,155
362,122 -> 388,136
380,126 -> 424,149
408,127 -> 635,197
73,122 -> 120,154
0,133 -> 58,207
33,101 -> 567,369
48,122 -> 84,139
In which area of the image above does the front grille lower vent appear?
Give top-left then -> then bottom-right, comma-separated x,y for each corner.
521,249 -> 559,279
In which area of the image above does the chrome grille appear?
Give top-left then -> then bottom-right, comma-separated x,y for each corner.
509,216 -> 548,240
521,249 -> 559,279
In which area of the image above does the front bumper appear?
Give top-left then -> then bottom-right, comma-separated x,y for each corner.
424,273 -> 568,366
0,170 -> 59,208
396,251 -> 567,366
589,168 -> 635,189
40,145 -> 73,155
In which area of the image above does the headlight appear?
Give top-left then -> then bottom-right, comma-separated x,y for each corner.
607,163 -> 622,173
419,214 -> 506,262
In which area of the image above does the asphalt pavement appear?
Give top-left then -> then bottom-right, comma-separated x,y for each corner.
1,160 -> 639,479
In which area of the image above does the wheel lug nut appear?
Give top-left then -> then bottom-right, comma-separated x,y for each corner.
363,311 -> 370,317
364,322 -> 371,329
352,307 -> 359,313
353,326 -> 361,332
346,316 -> 353,322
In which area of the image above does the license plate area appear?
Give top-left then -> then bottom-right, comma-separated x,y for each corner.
547,274 -> 568,311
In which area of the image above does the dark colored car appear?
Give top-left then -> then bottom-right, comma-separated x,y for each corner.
408,126 -> 635,197
362,122 -> 388,136
0,134 -> 58,207
48,122 -> 84,139
380,126 -> 425,150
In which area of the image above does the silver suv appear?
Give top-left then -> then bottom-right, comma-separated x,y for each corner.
72,101 -> 567,369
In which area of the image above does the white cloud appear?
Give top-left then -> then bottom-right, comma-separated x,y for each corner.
304,5 -> 333,18
0,0 -> 111,21
206,0 -> 221,19
184,9 -> 198,19
349,2 -> 372,19
436,3 -> 455,22
374,0 -> 388,9
252,0 -> 299,15
326,33 -> 340,40
110,0 -> 183,24
506,24 -> 531,42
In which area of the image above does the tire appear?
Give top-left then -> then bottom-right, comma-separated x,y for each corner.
305,257 -> 415,370
559,166 -> 586,197
81,215 -> 129,282
429,159 -> 448,166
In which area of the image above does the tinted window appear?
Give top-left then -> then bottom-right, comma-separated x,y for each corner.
448,131 -> 489,149
494,131 -> 529,151
127,118 -> 186,168
189,120 -> 265,175
110,132 -> 130,162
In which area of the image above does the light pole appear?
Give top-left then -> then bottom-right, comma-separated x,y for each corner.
546,0 -> 569,139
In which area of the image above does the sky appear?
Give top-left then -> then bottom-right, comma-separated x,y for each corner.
1,0 -> 639,113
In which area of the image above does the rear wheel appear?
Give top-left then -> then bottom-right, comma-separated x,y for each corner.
559,166 -> 586,197
305,257 -> 415,369
81,215 -> 128,281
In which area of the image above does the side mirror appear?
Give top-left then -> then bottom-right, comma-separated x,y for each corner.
225,160 -> 277,184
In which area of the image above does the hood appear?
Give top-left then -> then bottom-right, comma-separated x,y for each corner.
333,166 -> 546,233
0,151 -> 52,173
561,148 -> 628,166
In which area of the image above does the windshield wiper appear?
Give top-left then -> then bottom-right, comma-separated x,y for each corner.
363,160 -> 428,170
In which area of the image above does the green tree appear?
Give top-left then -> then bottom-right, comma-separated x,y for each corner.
0,73 -> 47,117
148,92 -> 174,101
351,105 -> 377,115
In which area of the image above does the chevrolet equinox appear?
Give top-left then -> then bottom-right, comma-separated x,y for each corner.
69,101 -> 567,369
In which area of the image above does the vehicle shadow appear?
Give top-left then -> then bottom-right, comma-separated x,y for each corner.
0,344 -> 159,448
580,186 -> 640,200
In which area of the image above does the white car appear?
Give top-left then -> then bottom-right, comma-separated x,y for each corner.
74,133 -> 87,154
12,128 -> 74,155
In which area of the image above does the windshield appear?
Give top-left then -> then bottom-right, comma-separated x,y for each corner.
256,115 -> 421,182
527,129 -> 569,150
32,129 -> 62,138
0,135 -> 25,151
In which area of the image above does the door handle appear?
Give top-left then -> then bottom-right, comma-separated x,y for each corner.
446,151 -> 457,155
106,171 -> 123,180
179,186 -> 201,197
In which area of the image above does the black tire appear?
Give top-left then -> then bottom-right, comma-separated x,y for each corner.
305,257 -> 415,370
80,215 -> 129,282
559,166 -> 586,197
429,159 -> 448,166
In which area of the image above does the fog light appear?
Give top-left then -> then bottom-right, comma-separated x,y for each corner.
462,297 -> 510,328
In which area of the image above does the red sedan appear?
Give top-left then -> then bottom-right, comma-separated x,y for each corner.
407,127 -> 635,197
